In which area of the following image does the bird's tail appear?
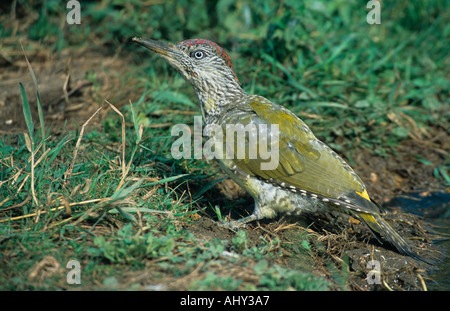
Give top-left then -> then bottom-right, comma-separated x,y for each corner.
357,212 -> 425,262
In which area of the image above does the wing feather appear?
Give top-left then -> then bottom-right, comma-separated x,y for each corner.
218,95 -> 376,212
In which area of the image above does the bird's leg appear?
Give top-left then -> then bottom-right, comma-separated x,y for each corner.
219,214 -> 260,230
217,202 -> 264,230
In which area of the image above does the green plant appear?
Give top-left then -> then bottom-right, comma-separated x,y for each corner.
89,223 -> 175,264
254,259 -> 330,290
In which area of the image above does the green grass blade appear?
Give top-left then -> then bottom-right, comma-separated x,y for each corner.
111,177 -> 146,200
141,174 -> 189,188
45,135 -> 69,166
19,82 -> 34,138
129,102 -> 141,143
21,43 -> 46,143
35,90 -> 46,142
194,177 -> 227,199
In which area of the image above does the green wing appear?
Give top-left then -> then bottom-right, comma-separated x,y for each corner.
218,95 -> 372,208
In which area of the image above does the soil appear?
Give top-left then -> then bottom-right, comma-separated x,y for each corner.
0,44 -> 138,134
1,45 -> 448,291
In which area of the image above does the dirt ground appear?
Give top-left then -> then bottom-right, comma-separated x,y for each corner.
0,43 -> 136,134
1,45 -> 448,290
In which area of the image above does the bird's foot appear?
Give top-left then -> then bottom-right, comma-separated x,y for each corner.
216,213 -> 259,231
217,219 -> 248,231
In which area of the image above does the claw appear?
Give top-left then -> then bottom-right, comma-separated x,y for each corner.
217,220 -> 247,231
215,213 -> 260,231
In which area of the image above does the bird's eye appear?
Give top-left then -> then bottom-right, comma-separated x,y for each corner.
192,50 -> 206,59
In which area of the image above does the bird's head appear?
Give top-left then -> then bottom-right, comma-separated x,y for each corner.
133,37 -> 244,117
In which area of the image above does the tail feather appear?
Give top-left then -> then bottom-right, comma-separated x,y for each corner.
357,212 -> 427,263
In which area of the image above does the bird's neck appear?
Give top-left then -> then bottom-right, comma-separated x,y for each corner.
192,76 -> 246,123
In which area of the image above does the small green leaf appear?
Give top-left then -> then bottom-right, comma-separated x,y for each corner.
301,239 -> 311,251
254,259 -> 268,275
391,126 -> 409,138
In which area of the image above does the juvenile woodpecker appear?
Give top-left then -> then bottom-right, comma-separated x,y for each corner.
133,37 -> 423,260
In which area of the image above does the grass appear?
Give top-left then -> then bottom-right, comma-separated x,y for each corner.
0,58 -> 329,289
0,0 -> 448,290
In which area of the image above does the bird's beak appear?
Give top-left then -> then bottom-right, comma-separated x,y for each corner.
132,36 -> 195,82
132,37 -> 182,58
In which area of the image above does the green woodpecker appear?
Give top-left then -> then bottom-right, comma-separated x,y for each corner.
133,37 -> 424,261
